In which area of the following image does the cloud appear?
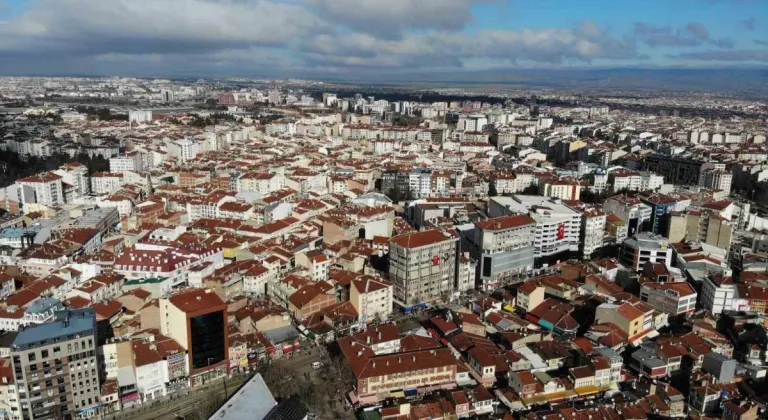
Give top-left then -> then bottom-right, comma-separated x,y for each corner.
0,0 -> 755,75
298,21 -> 641,70
632,22 -> 670,36
740,17 -> 759,30
668,49 -> 768,62
634,21 -> 733,49
305,0 -> 500,39
0,0 -> 328,55
755,39 -> 768,46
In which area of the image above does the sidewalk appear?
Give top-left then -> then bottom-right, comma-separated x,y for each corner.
106,373 -> 251,419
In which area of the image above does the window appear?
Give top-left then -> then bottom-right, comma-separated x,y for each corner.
27,353 -> 36,363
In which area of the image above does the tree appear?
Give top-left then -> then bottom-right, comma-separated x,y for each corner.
521,185 -> 539,195
488,182 -> 498,197
187,394 -> 225,420
385,184 -> 413,203
580,189 -> 604,204
263,362 -> 301,398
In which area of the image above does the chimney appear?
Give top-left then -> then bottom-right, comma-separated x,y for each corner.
366,335 -> 371,345
377,331 -> 381,340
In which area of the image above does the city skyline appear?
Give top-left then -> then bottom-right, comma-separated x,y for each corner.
0,0 -> 766,77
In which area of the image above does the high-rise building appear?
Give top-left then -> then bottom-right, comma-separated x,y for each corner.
474,215 -> 536,290
488,195 -> 582,267
127,110 -> 153,123
10,309 -> 100,420
620,233 -> 673,271
160,289 -> 228,386
699,162 -> 733,195
16,172 -> 65,208
160,90 -> 174,102
388,229 -> 460,308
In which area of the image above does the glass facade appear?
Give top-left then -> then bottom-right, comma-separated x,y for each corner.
189,311 -> 226,369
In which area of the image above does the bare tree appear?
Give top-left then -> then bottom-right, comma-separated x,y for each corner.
262,362 -> 300,399
186,393 -> 225,420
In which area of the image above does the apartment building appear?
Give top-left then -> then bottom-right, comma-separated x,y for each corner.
489,195 -> 582,266
90,172 -> 125,195
701,274 -> 736,315
603,195 -> 652,237
53,163 -> 89,199
639,282 -> 697,317
109,152 -> 144,174
474,215 -> 536,290
595,302 -> 646,339
540,179 -> 581,201
389,229 -> 460,308
16,172 -> 64,208
237,172 -> 282,195
565,204 -> 607,258
699,162 -> 733,194
10,309 -> 100,420
620,233 -> 674,271
159,289 -> 228,386
338,337 -> 457,403
349,275 -> 393,322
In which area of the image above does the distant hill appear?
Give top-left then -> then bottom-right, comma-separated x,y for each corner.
324,68 -> 768,98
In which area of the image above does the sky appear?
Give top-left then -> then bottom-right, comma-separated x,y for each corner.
0,0 -> 766,77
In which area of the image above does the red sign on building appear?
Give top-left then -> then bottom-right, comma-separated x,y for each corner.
556,224 -> 565,240
432,255 -> 440,265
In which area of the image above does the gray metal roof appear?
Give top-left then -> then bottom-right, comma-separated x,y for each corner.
208,373 -> 276,420
12,309 -> 95,350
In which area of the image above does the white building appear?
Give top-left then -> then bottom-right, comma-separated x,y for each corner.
699,162 -> 733,194
91,172 -> 125,195
16,172 -> 65,208
488,195 -> 582,264
110,152 -> 144,174
167,139 -> 200,164
609,169 -> 642,192
128,110 -> 153,123
474,215 -> 536,290
640,171 -> 664,191
701,273 -> 736,315
457,114 -> 488,132
350,275 -> 394,321
237,172 -> 282,195
565,205 -> 607,258
53,162 -> 90,198
639,282 -> 697,316
620,233 -> 674,271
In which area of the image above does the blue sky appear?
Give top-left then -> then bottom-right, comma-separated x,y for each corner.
0,0 -> 766,76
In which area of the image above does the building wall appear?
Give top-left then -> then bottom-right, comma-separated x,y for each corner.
350,284 -> 393,321
11,322 -> 100,418
389,238 -> 458,307
161,302 -> 189,351
359,364 -> 457,396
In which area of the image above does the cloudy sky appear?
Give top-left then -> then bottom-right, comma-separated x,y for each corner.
0,0 -> 766,77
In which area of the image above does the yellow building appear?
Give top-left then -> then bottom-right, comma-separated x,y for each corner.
517,282 -> 545,312
595,302 -> 645,338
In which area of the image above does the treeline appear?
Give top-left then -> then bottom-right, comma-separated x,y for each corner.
0,151 -> 109,188
71,106 -> 128,121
